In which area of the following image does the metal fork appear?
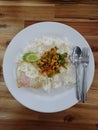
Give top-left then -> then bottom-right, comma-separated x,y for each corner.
81,48 -> 89,103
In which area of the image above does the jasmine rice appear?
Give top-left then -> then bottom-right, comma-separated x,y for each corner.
16,36 -> 76,92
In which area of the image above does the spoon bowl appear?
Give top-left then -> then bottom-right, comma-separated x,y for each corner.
72,46 -> 82,63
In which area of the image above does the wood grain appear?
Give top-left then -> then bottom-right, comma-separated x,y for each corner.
0,0 -> 98,130
55,4 -> 98,20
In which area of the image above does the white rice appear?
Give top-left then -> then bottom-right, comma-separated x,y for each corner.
16,36 -> 76,92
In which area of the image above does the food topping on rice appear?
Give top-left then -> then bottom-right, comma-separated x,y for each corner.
37,46 -> 68,77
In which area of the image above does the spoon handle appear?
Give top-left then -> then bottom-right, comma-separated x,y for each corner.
75,63 -> 81,100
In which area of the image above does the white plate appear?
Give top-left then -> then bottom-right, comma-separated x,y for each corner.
3,22 -> 95,113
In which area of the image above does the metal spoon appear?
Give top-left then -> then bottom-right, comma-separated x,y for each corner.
71,46 -> 82,100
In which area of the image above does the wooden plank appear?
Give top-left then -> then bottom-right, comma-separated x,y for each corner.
0,0 -> 55,6
55,4 -> 98,20
56,0 -> 98,4
0,120 -> 97,130
1,0 -> 98,4
0,20 -> 24,40
0,6 -> 54,20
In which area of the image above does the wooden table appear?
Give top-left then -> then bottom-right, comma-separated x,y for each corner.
0,0 -> 98,130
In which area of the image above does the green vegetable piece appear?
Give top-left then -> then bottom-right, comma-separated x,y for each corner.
23,52 -> 40,62
59,59 -> 65,65
58,52 -> 68,65
55,46 -> 58,50
62,52 -> 68,57
63,64 -> 67,69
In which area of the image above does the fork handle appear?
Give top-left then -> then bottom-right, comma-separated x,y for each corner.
75,64 -> 81,101
82,65 -> 87,103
